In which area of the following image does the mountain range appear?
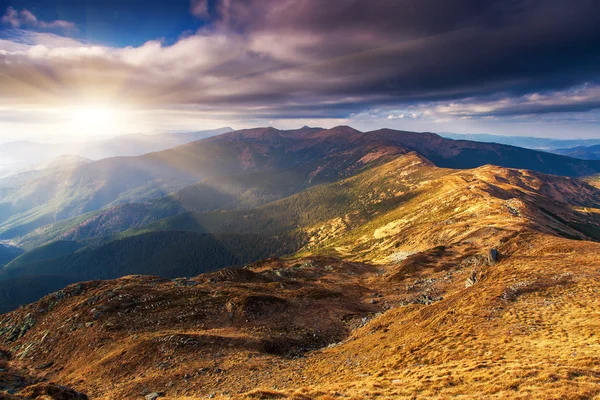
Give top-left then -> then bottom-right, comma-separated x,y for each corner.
553,144 -> 600,160
0,127 -> 599,398
441,132 -> 600,151
3,126 -> 600,247
0,128 -> 234,178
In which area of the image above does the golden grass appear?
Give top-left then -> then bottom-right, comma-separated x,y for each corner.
2,157 -> 600,399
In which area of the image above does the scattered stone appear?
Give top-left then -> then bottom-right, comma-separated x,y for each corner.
412,294 -> 442,305
145,392 -> 164,400
465,270 -> 477,288
157,361 -> 172,370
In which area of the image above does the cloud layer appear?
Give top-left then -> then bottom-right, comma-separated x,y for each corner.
1,1 -> 600,124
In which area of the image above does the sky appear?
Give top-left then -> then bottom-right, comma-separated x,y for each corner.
1,0 -> 600,142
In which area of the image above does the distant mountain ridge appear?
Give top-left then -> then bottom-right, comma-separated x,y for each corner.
442,132 -> 600,150
553,144 -> 600,160
0,127 -> 234,176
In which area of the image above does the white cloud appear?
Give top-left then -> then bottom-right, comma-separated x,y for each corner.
432,85 -> 600,118
387,114 -> 404,120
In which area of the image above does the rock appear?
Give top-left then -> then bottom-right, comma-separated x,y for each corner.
488,248 -> 500,265
145,392 -> 164,400
465,270 -> 477,288
412,294 -> 442,305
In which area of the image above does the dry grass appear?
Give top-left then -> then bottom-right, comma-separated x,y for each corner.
1,156 -> 600,399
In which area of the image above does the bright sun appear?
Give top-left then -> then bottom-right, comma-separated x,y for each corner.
68,105 -> 124,137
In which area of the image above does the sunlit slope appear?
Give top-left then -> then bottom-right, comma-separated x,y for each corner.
15,166 -> 343,250
0,126 -> 400,241
4,152 -> 600,311
1,194 -> 599,398
0,153 -> 433,288
121,152 -> 600,258
4,125 -> 600,245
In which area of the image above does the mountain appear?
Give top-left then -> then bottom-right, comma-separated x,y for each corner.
553,144 -> 600,160
6,126 -> 600,249
0,155 -> 91,189
3,151 -> 600,310
368,129 -> 600,176
74,127 -> 235,160
0,244 -> 23,268
15,167 -> 324,250
0,126 -> 396,241
0,128 -> 234,177
442,132 -> 600,150
0,150 -> 599,398
1,232 -> 303,284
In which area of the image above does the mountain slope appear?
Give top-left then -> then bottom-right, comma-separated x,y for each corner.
554,144 -> 600,160
15,166 -> 339,250
0,126 -> 402,241
0,245 -> 23,268
0,128 -> 234,175
0,155 -> 91,189
368,129 -> 600,176
0,231 -> 303,284
442,132 -> 600,150
11,126 -> 600,249
0,152 -> 599,398
4,152 -> 600,314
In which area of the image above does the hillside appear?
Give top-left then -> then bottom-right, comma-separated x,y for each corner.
2,129 -> 600,398
1,231 -> 304,284
0,128 -> 234,177
0,155 -> 91,189
0,126 -> 402,241
0,245 -> 23,268
554,144 -> 600,160
10,126 -> 600,250
15,166 -> 338,250
4,152 -> 600,311
0,151 -> 599,398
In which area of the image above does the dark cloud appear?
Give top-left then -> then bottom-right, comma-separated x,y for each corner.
205,0 -> 600,99
1,0 -> 600,120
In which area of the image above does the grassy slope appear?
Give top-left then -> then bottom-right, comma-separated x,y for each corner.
5,153 -> 600,300
0,148 -> 599,398
6,125 -> 600,246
